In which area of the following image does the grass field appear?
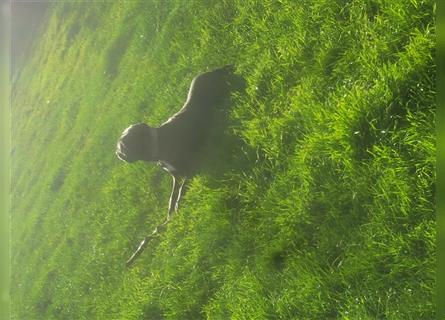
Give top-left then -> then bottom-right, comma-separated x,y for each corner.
11,1 -> 436,319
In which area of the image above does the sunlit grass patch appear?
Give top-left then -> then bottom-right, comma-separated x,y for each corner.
12,0 -> 435,319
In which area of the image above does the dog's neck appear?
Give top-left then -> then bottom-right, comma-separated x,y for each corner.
154,126 -> 178,173
149,126 -> 159,160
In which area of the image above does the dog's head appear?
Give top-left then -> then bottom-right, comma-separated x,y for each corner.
116,123 -> 158,163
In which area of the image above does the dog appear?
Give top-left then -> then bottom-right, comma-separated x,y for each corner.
116,65 -> 238,266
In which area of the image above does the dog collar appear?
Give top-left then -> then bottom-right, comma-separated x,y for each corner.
158,160 -> 177,174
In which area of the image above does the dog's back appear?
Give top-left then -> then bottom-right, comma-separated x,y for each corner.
157,66 -> 234,176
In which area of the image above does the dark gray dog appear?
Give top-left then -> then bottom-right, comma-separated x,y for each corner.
116,65 -> 236,266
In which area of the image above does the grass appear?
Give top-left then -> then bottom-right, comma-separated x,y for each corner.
11,0 -> 435,319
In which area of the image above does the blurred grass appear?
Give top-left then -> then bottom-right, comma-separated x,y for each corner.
1,4 -> 12,320
11,1 -> 435,319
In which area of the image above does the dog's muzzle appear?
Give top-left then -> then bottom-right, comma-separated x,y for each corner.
116,141 -> 134,162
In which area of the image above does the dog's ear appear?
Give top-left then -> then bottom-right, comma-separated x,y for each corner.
116,123 -> 154,162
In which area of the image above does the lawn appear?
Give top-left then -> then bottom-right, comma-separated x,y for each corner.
11,1 -> 435,319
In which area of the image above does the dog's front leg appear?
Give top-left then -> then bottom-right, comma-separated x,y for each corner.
126,176 -> 184,267
175,178 -> 188,212
167,175 -> 180,219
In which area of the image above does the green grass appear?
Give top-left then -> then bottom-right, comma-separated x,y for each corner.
11,1 -> 435,319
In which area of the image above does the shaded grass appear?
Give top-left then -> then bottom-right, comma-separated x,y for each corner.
12,0 -> 435,319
